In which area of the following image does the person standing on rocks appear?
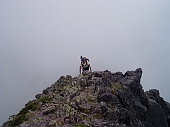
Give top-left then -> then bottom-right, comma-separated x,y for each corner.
79,56 -> 92,74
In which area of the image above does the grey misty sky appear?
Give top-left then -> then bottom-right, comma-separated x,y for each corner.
0,0 -> 170,125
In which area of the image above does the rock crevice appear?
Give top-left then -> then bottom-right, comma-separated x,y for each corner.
2,68 -> 170,127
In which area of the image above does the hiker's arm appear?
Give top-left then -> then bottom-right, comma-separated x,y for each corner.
89,64 -> 92,72
79,66 -> 81,74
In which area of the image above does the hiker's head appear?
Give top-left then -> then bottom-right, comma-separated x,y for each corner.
81,58 -> 86,63
80,56 -> 89,63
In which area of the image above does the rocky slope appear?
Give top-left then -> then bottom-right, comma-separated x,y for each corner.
2,68 -> 170,127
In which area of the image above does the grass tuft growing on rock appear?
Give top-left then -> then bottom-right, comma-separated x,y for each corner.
10,95 -> 51,126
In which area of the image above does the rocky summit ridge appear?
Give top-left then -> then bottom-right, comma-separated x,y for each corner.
2,68 -> 170,127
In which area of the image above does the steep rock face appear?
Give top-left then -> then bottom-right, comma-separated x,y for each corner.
2,68 -> 170,127
145,89 -> 170,127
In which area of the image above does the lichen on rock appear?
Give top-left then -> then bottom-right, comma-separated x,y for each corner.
2,68 -> 170,127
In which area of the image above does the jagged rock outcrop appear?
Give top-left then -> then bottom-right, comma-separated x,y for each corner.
145,89 -> 170,127
2,68 -> 170,127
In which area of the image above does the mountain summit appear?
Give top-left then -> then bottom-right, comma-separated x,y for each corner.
2,68 -> 170,127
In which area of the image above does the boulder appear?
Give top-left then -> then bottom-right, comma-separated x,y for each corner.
2,68 -> 170,127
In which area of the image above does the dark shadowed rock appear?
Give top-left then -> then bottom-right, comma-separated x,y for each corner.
147,99 -> 168,127
94,71 -> 103,77
113,72 -> 124,82
2,68 -> 170,127
145,89 -> 170,127
35,94 -> 44,99
166,101 -> 170,126
97,93 -> 113,103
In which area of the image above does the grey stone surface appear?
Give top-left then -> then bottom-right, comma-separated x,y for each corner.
2,68 -> 170,127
